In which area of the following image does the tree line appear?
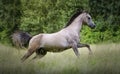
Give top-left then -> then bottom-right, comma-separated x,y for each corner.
0,0 -> 120,44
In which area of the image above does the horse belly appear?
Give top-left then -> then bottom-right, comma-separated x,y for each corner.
45,47 -> 68,52
41,36 -> 69,52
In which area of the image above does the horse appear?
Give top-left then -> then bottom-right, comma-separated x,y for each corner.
21,11 -> 96,62
11,30 -> 32,48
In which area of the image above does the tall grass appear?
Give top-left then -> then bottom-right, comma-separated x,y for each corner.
0,43 -> 120,74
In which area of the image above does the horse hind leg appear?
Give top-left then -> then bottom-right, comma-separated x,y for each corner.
21,48 -> 35,62
32,48 -> 47,60
32,54 -> 46,60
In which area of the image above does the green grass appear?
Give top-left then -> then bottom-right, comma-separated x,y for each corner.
0,43 -> 120,74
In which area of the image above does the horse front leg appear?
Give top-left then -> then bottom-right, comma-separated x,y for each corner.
72,42 -> 80,57
77,43 -> 93,55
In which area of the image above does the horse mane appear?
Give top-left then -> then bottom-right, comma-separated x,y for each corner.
64,10 -> 83,28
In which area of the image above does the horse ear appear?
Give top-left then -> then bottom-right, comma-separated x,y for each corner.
76,9 -> 83,13
75,8 -> 89,13
75,9 -> 89,14
82,10 -> 89,14
82,10 -> 86,13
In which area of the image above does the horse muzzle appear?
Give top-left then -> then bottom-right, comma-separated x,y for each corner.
91,24 -> 96,29
89,24 -> 96,29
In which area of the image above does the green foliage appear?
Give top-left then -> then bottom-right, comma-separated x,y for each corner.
79,0 -> 120,44
0,0 -> 120,44
81,15 -> 120,43
20,0 -> 89,35
0,0 -> 22,43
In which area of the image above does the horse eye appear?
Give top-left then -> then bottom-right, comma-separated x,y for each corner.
88,17 -> 90,20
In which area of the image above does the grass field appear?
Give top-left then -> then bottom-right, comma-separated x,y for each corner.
0,43 -> 120,74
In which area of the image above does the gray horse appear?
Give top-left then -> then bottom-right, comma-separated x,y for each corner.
21,11 -> 96,62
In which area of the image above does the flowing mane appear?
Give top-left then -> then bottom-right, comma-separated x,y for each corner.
64,11 -> 83,28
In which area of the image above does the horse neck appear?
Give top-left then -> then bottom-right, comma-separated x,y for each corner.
66,14 -> 84,34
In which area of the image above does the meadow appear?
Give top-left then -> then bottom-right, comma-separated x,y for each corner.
0,43 -> 120,74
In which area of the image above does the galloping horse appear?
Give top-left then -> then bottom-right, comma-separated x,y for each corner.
21,11 -> 96,62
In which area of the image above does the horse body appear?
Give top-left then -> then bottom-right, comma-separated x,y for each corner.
21,11 -> 96,62
30,30 -> 70,52
29,22 -> 81,52
40,17 -> 82,52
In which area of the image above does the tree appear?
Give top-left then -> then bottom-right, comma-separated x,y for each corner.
0,0 -> 22,43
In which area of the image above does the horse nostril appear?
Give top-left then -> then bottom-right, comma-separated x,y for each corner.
91,25 -> 96,29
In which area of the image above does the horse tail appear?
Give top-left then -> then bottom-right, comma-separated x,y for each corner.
20,32 -> 32,48
11,30 -> 32,48
27,36 -> 32,43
